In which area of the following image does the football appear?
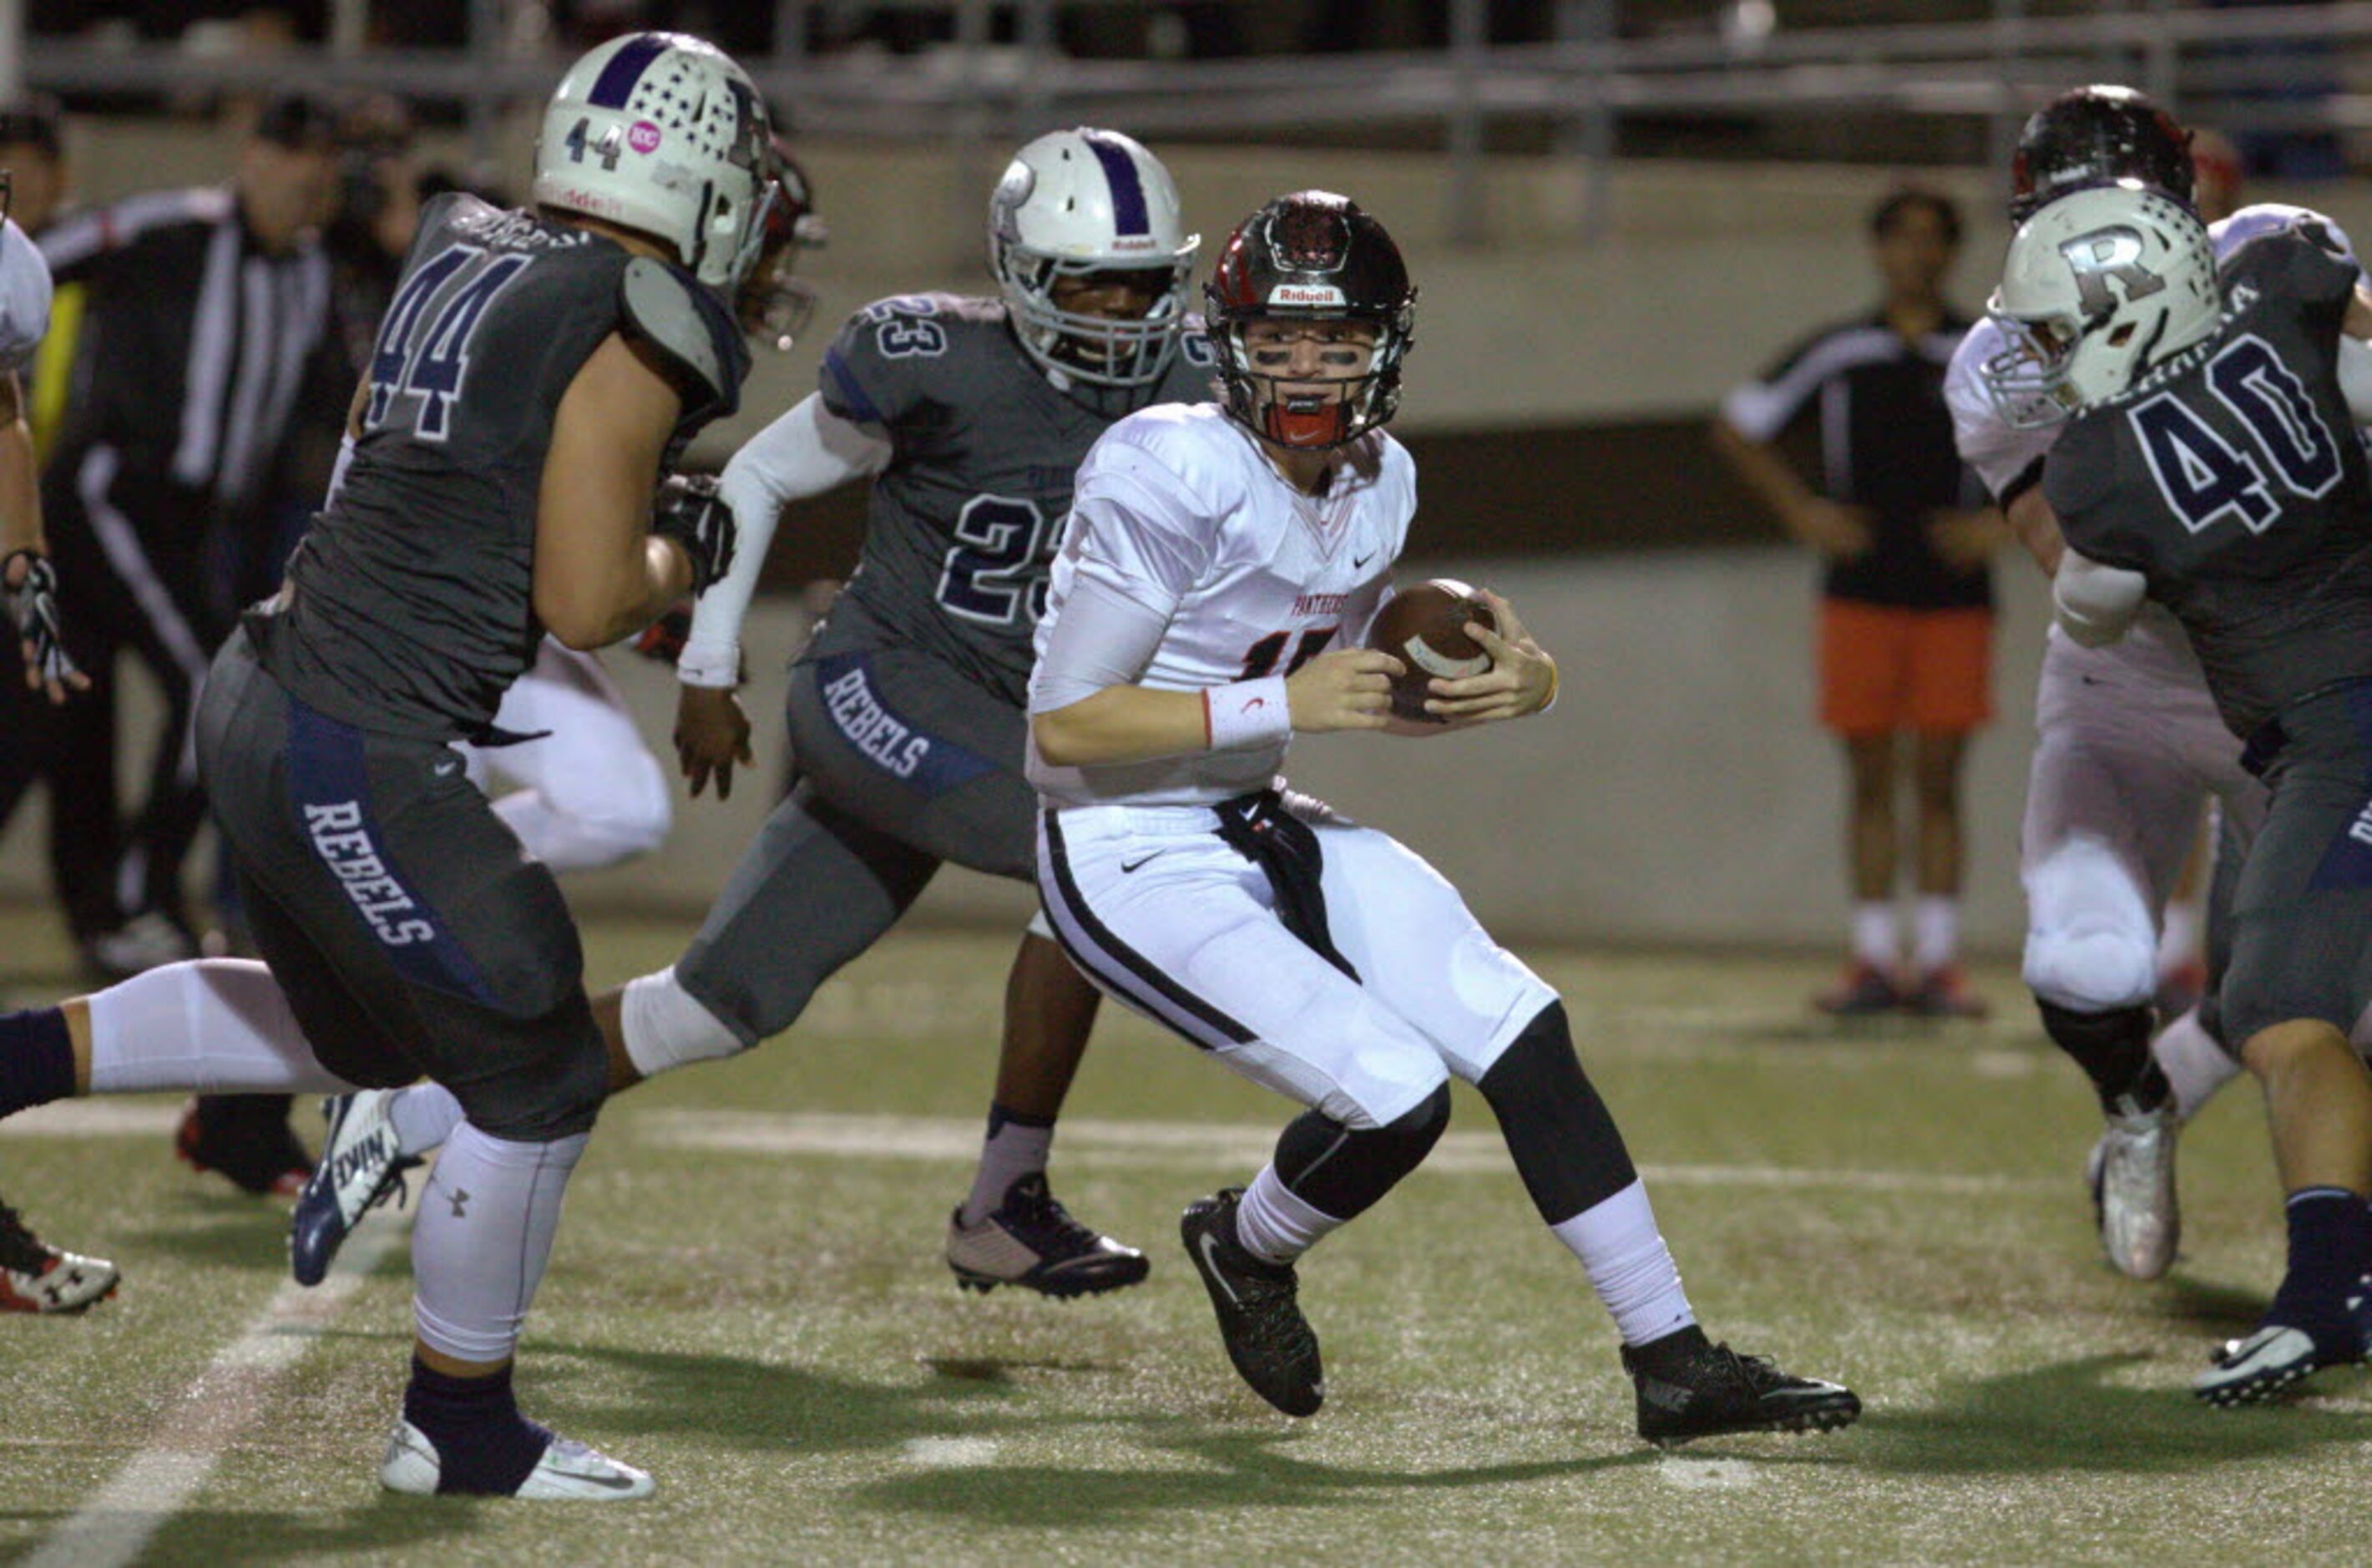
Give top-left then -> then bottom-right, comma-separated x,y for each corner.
1364,578 -> 1497,722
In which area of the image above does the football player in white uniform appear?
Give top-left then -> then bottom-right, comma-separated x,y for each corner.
1945,85 -> 2372,1282
0,170 -> 117,1315
1027,190 -> 1861,1441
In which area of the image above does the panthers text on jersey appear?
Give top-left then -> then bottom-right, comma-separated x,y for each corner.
2045,228 -> 2372,741
817,292 -> 1216,706
1028,402 -> 1409,809
259,192 -> 743,742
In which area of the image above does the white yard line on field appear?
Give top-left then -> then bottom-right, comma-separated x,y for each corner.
2,1100 -> 2057,1197
622,1109 -> 2058,1196
23,1221 -> 407,1568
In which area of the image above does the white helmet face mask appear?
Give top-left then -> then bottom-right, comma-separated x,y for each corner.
988,127 -> 1199,388
532,31 -> 777,293
1985,183 -> 2221,429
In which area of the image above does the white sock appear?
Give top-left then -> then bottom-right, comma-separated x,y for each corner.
961,1112 -> 1055,1228
1233,1165 -> 1345,1264
1851,902 -> 1898,969
2157,901 -> 2203,974
2152,1008 -> 2243,1121
1911,896 -> 1960,974
388,1081 -> 467,1158
1549,1178 -> 1695,1346
411,1121 -> 587,1365
87,959 -> 356,1095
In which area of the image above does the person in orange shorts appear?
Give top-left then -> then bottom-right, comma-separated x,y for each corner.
1714,187 -> 2005,1015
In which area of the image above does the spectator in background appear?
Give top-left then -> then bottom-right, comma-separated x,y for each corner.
1713,188 -> 2002,1018
33,93 -> 341,1090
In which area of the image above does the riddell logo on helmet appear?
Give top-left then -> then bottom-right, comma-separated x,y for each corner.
1110,235 -> 1156,252
1268,284 -> 1345,306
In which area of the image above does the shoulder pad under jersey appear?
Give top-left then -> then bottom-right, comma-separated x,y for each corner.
620,256 -> 749,425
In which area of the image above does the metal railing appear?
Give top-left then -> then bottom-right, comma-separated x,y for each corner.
14,1 -> 2372,241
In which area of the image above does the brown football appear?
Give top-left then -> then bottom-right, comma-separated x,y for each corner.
1364,579 -> 1496,723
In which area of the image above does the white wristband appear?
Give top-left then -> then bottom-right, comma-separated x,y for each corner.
675,640 -> 741,690
1203,675 -> 1292,751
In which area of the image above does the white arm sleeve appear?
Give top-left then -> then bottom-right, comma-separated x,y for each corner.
1065,445 -> 1213,615
2053,549 -> 2149,648
2339,335 -> 2372,426
1030,571 -> 1172,713
0,219 -> 53,373
677,393 -> 890,688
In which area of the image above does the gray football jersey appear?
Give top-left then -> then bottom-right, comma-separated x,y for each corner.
816,292 -> 1216,706
2046,230 -> 2372,741
261,193 -> 745,741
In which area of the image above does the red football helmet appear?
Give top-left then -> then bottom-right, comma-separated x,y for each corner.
1203,190 -> 1415,449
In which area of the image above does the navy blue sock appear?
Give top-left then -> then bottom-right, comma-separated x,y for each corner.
985,1102 -> 1055,1139
2266,1188 -> 2372,1350
402,1358 -> 553,1496
0,1008 -> 75,1119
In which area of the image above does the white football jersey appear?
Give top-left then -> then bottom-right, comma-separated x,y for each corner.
1945,202 -> 2363,683
0,217 -> 53,373
1029,402 -> 1408,809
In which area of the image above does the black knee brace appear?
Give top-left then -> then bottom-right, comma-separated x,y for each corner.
1476,1000 -> 1638,1227
2035,1000 -> 2168,1113
1272,1083 -> 1451,1222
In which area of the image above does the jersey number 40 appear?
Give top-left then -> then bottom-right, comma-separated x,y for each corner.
367,245 -> 531,442
2129,331 -> 2347,536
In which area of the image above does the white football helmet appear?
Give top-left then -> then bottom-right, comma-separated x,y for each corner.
532,32 -> 777,293
988,127 -> 1198,388
1985,181 -> 2222,428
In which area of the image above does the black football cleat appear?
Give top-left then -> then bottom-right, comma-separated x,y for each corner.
1621,1327 -> 1861,1445
175,1095 -> 313,1197
1180,1189 -> 1323,1418
944,1172 -> 1149,1298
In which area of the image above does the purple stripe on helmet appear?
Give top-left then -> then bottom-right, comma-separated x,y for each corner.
1080,131 -> 1151,238
589,33 -> 672,110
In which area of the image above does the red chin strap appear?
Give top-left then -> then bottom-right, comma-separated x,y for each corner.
1261,392 -> 1354,449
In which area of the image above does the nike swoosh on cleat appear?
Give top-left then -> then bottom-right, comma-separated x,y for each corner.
1197,1231 -> 1241,1306
551,1467 -> 643,1493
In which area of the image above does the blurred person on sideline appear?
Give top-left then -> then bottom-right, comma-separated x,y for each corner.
1715,188 -> 2003,1018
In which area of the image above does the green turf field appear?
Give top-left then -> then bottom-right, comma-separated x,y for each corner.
0,911 -> 2360,1566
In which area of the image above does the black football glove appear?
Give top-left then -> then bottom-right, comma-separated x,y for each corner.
650,473 -> 737,596
3,549 -> 82,695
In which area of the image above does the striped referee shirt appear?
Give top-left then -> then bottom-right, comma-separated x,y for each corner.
1722,310 -> 1986,610
39,185 -> 334,516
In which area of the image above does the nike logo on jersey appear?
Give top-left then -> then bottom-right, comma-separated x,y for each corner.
432,757 -> 461,777
1120,855 -> 1157,873
1353,552 -> 1376,569
1243,698 -> 1267,711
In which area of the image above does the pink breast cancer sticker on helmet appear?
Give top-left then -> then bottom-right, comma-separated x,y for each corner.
628,121 -> 662,155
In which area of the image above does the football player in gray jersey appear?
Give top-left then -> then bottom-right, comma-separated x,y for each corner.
316,129 -> 1210,1299
0,32 -> 784,1498
1990,184 -> 2372,1405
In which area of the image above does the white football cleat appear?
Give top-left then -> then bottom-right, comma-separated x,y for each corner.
0,1201 -> 119,1314
2087,1104 -> 2179,1280
380,1419 -> 655,1500
290,1090 -> 421,1287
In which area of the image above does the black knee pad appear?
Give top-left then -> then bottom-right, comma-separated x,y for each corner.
442,996 -> 609,1144
1273,1083 -> 1451,1222
1477,1000 -> 1638,1226
2035,1000 -> 2167,1110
